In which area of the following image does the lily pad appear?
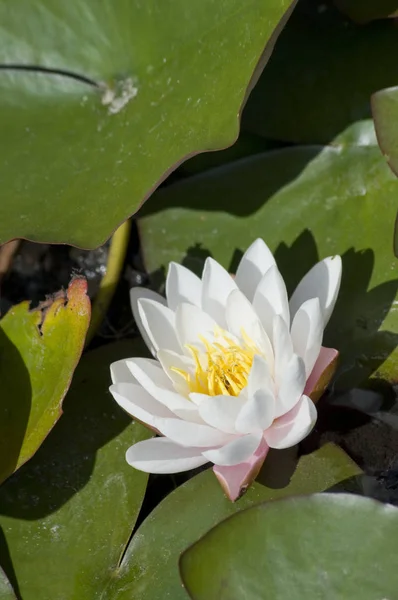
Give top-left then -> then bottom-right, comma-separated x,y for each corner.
180,494 -> 398,600
242,0 -> 398,143
102,444 -> 360,600
0,277 -> 90,484
0,341 -> 152,600
0,0 -> 295,248
138,121 -> 398,388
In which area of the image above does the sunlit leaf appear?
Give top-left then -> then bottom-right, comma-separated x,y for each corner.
0,277 -> 90,484
181,494 -> 398,600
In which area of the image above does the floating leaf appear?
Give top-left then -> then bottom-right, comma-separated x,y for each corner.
180,494 -> 398,600
0,341 -> 153,600
0,0 -> 295,247
242,0 -> 398,143
138,121 -> 398,387
102,444 -> 360,600
0,277 -> 90,484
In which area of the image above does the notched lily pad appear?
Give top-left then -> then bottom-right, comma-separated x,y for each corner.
0,0 -> 295,248
0,276 -> 90,484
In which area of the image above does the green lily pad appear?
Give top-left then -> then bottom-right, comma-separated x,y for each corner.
0,0 -> 295,248
242,0 -> 398,143
102,444 -> 360,600
334,0 -> 398,23
0,341 -> 153,600
180,494 -> 398,600
0,277 -> 90,484
138,121 -> 398,388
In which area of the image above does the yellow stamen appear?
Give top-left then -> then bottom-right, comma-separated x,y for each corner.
171,329 -> 261,397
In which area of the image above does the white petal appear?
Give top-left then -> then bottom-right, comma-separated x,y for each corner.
253,265 -> 289,338
289,256 -> 342,327
247,354 -> 274,398
110,359 -> 137,384
130,288 -> 167,356
158,418 -> 236,447
202,431 -> 263,466
110,383 -> 174,427
138,298 -> 182,354
201,257 -> 237,327
166,262 -> 202,311
291,298 -> 323,378
235,239 -> 276,301
273,314 -> 293,384
126,437 -> 209,473
196,394 -> 246,434
175,303 -> 217,349
157,348 -> 194,395
264,395 -> 317,449
275,353 -> 307,418
226,289 -> 274,366
127,358 -> 195,414
236,390 -> 275,434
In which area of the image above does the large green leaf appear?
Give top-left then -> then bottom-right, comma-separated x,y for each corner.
180,494 -> 398,600
138,121 -> 398,387
102,444 -> 360,600
242,0 -> 398,143
0,277 -> 90,484
0,341 -> 153,600
0,0 -> 295,248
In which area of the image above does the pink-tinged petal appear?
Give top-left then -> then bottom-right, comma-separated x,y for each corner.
166,262 -> 202,310
201,257 -> 237,328
264,395 -> 317,450
138,298 -> 182,354
213,437 -> 269,501
130,288 -> 167,356
126,437 -> 209,473
203,431 -> 263,466
235,239 -> 276,302
289,256 -> 342,327
304,346 -> 339,403
253,265 -> 290,339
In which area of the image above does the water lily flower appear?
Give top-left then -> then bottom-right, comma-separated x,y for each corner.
110,239 -> 341,501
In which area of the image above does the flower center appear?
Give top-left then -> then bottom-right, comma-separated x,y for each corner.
172,330 -> 259,397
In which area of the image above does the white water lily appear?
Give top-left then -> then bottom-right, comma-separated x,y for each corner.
110,239 -> 341,500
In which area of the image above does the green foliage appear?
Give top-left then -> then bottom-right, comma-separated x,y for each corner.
0,0 -> 294,248
0,442 -> 359,599
138,121 -> 398,388
0,342 -> 153,600
181,494 -> 398,600
0,278 -> 90,484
